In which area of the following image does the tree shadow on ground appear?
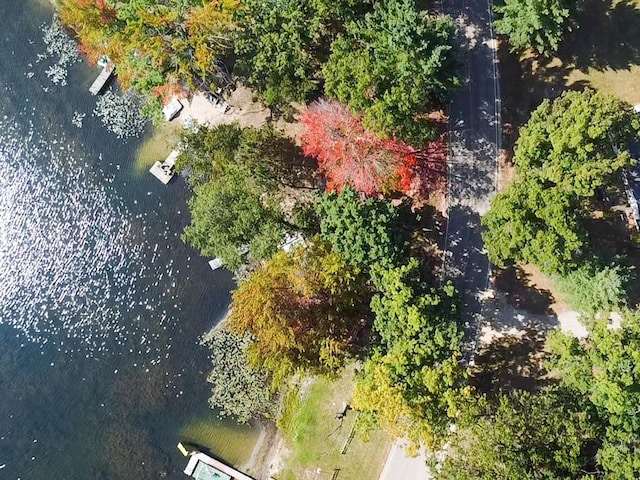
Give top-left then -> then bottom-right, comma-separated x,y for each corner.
469,328 -> 552,394
494,266 -> 554,315
559,0 -> 640,72
398,203 -> 447,284
498,41 -> 590,151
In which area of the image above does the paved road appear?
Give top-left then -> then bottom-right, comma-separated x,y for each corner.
377,5 -> 500,480
442,0 -> 501,354
378,440 -> 431,480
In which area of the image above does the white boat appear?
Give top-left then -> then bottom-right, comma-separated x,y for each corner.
178,443 -> 254,480
163,97 -> 183,121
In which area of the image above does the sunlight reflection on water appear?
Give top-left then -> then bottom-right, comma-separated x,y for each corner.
0,116 -> 178,360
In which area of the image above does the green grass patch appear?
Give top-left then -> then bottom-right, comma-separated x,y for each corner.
279,368 -> 391,480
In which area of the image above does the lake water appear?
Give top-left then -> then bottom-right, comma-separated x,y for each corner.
0,1 -> 260,479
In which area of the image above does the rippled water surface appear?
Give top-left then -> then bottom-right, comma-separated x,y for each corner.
0,1 -> 260,478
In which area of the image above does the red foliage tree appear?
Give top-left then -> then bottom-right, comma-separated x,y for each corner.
301,100 -> 446,200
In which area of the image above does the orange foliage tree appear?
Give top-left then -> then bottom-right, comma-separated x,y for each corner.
301,100 -> 447,200
226,239 -> 367,387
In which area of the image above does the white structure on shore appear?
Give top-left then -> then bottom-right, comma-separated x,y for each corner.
163,97 -> 183,121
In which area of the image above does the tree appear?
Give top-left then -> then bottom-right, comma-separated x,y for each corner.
315,188 -> 405,268
482,90 -> 639,275
547,311 -> 640,479
178,123 -> 316,269
201,328 -> 273,423
553,263 -> 629,314
482,178 -> 586,274
514,90 -> 638,197
235,0 -> 373,108
354,261 -> 466,448
225,239 -> 367,387
60,0 -> 240,99
494,0 -> 576,55
181,164 -> 286,270
323,0 -> 459,144
178,123 -> 314,189
301,99 -> 447,198
436,389 -> 600,479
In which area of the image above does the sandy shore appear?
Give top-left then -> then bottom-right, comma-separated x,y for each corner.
175,85 -> 306,142
243,420 -> 288,480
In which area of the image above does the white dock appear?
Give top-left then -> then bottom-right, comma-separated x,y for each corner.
149,150 -> 180,184
89,64 -> 115,95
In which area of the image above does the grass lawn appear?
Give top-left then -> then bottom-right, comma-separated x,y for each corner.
278,367 -> 391,480
499,0 -> 640,141
564,0 -> 640,105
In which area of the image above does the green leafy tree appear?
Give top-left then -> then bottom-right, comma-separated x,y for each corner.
226,239 -> 367,387
235,0 -> 372,108
436,389 -> 600,479
482,90 -> 639,275
201,329 -> 273,423
553,263 -> 630,314
178,123 -> 316,269
178,123 -> 315,188
182,164 -> 285,270
482,179 -> 585,274
323,0 -> 459,144
514,90 -> 638,196
315,188 -> 404,268
494,0 -> 575,55
354,260 -> 466,448
547,311 -> 640,479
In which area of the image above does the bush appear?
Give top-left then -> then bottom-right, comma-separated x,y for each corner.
553,263 -> 629,314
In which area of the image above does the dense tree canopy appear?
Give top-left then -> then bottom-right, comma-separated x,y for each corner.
323,0 -> 458,144
60,0 -> 239,98
436,389 -> 600,479
182,165 -> 285,269
514,90 -> 638,196
234,0 -> 371,108
547,312 -> 640,478
494,0 -> 576,55
178,122 -> 314,188
354,260 -> 465,448
482,90 -> 639,275
301,99 -> 447,198
225,239 -> 367,387
201,328 -> 273,423
482,179 -> 585,274
178,123 -> 315,269
315,188 -> 404,268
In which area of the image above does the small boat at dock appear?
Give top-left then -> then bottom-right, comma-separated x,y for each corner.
178,443 -> 255,480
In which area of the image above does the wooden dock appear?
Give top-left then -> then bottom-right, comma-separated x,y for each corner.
89,64 -> 115,95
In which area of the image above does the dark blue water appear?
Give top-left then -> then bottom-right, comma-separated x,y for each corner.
0,1 -> 260,478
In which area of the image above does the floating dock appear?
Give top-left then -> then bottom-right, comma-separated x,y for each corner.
149,149 -> 179,185
89,64 -> 115,95
179,444 -> 255,480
